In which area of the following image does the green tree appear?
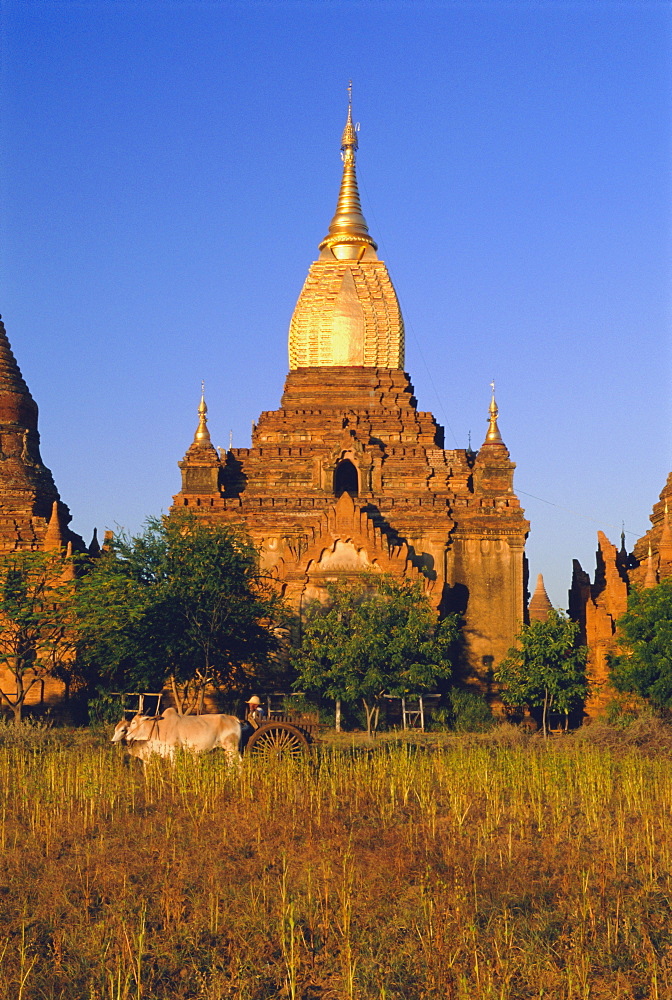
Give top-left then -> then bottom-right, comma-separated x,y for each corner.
292,575 -> 459,736
496,609 -> 588,735
609,577 -> 672,711
0,550 -> 78,723
76,513 -> 289,714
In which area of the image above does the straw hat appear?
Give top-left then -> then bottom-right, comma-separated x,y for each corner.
246,695 -> 261,706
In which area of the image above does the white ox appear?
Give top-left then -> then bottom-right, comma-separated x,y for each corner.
112,708 -> 241,763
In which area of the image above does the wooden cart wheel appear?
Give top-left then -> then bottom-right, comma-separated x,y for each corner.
246,721 -> 311,761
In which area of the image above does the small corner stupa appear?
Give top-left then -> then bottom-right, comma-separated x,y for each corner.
528,573 -> 553,622
173,90 -> 530,688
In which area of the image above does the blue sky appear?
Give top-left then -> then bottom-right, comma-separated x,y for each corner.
0,0 -> 669,608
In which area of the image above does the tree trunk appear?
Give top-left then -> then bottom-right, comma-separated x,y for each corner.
363,699 -> 376,737
335,698 -> 341,733
542,689 -> 548,737
170,674 -> 185,715
11,668 -> 26,724
362,699 -> 381,737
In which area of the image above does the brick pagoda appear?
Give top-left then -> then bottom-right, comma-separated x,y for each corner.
0,313 -> 85,712
173,98 -> 530,688
0,315 -> 81,554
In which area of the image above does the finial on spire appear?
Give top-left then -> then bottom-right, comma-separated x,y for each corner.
341,80 -> 358,153
193,383 -> 212,447
318,84 -> 377,259
484,380 -> 504,444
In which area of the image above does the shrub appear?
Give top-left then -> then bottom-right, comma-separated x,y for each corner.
488,721 -> 530,747
87,691 -> 125,725
448,688 -> 495,732
0,714 -> 55,748
575,715 -> 672,756
604,692 -> 653,728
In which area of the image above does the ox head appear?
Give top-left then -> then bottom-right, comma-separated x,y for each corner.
111,718 -> 130,743
125,713 -> 162,743
112,714 -> 154,743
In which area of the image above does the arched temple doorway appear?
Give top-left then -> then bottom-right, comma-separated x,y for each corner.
334,459 -> 359,497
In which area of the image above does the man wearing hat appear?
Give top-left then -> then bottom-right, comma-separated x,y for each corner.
245,695 -> 266,730
240,695 -> 266,752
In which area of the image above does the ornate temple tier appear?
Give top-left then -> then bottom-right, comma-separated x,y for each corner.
288,261 -> 404,369
175,365 -> 529,686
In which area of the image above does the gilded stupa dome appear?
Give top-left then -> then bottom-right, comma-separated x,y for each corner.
288,92 -> 405,370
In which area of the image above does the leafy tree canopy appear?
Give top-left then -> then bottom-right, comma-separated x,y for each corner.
0,550 -> 78,723
609,577 -> 672,711
495,609 -> 588,734
291,574 -> 459,735
75,513 -> 290,714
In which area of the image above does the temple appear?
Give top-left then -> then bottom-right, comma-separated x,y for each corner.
0,313 -> 86,712
0,315 -> 82,555
173,95 -> 530,690
570,472 -> 672,715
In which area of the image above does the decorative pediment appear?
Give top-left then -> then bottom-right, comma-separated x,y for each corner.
274,492 -> 434,600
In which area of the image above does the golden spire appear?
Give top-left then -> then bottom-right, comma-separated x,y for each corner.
318,83 -> 378,260
288,90 -> 404,370
484,381 -> 504,444
193,381 -> 212,448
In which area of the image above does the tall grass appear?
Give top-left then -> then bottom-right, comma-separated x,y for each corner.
0,738 -> 670,997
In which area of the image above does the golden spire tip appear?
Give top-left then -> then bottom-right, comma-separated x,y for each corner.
193,382 -> 211,447
318,83 -> 376,258
485,380 -> 504,444
341,80 -> 358,153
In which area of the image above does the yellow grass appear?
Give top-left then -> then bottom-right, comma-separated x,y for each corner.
0,735 -> 670,998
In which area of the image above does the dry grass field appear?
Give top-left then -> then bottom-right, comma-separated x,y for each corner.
0,724 -> 671,999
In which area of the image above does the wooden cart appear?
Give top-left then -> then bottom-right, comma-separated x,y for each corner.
245,711 -> 319,760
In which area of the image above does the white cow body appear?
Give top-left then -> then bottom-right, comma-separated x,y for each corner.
112,708 -> 241,763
